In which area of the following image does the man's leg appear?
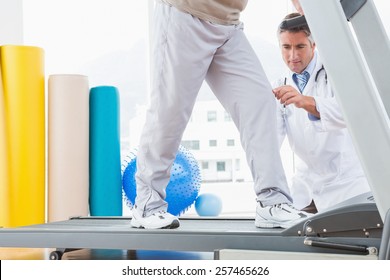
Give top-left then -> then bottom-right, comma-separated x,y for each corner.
206,24 -> 291,204
206,25 -> 311,228
133,2 -> 221,228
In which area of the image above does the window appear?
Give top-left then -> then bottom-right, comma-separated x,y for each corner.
23,0 -> 382,217
216,161 -> 226,172
181,140 -> 200,150
235,159 -> 240,171
227,139 -> 235,146
224,111 -> 232,122
209,140 -> 217,147
23,0 -> 151,159
207,111 -> 217,122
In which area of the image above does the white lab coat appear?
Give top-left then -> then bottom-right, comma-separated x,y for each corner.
274,54 -> 371,212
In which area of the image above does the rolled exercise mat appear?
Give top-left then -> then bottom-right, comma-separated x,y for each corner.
89,86 -> 122,216
48,74 -> 90,222
0,58 -> 10,227
0,45 -> 45,227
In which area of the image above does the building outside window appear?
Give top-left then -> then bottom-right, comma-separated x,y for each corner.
216,161 -> 226,172
209,140 -> 217,147
22,0 -> 298,217
21,0 -> 390,217
227,139 -> 235,147
224,111 -> 232,122
235,159 -> 240,171
207,111 -> 217,122
181,140 -> 200,150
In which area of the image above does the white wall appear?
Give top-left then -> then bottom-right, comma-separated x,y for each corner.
0,0 -> 23,45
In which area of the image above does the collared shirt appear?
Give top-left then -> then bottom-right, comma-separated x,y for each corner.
291,52 -> 320,120
291,51 -> 317,87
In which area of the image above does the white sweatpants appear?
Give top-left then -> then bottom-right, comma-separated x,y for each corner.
134,0 -> 292,217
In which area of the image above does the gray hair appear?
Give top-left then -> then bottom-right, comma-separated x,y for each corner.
277,13 -> 315,45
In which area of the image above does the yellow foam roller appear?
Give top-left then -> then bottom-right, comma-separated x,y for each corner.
0,57 -> 10,227
0,45 -> 45,228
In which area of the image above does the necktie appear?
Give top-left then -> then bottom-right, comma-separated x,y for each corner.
295,71 -> 310,92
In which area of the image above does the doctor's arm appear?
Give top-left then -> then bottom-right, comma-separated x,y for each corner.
312,96 -> 348,131
273,85 -> 320,118
273,85 -> 347,131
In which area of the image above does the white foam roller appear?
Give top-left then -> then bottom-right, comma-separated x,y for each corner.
48,74 -> 90,222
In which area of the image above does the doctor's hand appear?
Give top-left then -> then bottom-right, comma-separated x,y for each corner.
273,85 -> 302,106
273,85 -> 320,118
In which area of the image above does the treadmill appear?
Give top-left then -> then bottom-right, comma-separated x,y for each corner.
0,0 -> 389,260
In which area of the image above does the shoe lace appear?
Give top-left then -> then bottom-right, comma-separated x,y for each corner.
274,203 -> 287,209
154,210 -> 167,215
274,203 -> 299,211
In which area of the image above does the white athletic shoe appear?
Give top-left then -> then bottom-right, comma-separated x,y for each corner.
255,202 -> 312,228
131,209 -> 180,229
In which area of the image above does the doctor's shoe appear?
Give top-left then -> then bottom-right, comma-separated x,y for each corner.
255,202 -> 312,228
131,209 -> 180,229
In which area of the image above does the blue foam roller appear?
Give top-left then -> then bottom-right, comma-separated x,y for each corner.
89,86 -> 122,216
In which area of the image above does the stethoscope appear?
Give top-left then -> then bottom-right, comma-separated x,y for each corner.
281,65 -> 327,116
283,65 -> 327,86
314,65 -> 327,83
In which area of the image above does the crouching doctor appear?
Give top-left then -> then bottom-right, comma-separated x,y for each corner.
272,13 -> 371,213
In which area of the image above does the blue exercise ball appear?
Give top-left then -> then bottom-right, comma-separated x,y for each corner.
122,145 -> 201,216
195,193 -> 222,216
